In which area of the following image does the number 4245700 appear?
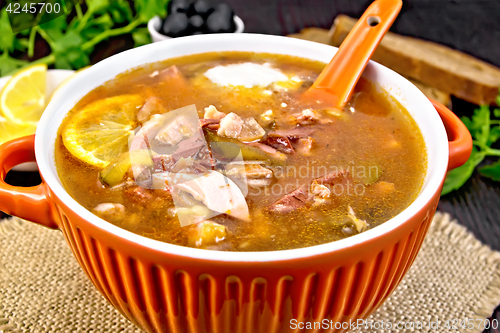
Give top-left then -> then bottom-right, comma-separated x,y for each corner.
6,2 -> 62,14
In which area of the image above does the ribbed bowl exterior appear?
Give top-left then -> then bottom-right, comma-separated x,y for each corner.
50,185 -> 440,333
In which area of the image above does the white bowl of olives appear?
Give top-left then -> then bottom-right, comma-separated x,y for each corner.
148,0 -> 244,42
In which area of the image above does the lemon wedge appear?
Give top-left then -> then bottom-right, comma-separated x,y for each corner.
0,64 -> 47,126
62,95 -> 144,168
0,116 -> 37,145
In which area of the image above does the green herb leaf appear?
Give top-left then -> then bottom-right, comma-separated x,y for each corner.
51,30 -> 83,53
106,0 -> 133,24
442,147 -> 484,195
470,105 -> 490,147
479,160 -> 500,181
0,9 -> 16,52
39,14 -> 68,31
53,47 -> 90,69
86,0 -> 111,14
14,38 -> 29,52
38,15 -> 68,42
460,116 -> 473,131
132,28 -> 151,47
134,0 -> 168,22
494,108 -> 500,118
81,13 -> 114,39
50,29 -> 90,69
79,26 -> 103,39
488,126 -> 500,146
54,54 -> 72,69
0,51 -> 28,76
1,0 -> 165,78
54,47 -> 89,69
65,48 -> 90,68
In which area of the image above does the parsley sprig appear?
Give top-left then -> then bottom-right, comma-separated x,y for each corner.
442,90 -> 500,195
0,0 -> 169,76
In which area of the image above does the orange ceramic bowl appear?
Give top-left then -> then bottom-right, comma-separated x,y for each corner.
0,34 -> 471,333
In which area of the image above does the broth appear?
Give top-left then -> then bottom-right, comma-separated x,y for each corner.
55,51 -> 426,251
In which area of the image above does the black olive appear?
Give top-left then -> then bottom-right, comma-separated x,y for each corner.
189,15 -> 205,30
168,0 -> 194,14
193,0 -> 215,18
205,7 -> 236,33
162,13 -> 191,37
214,3 -> 234,17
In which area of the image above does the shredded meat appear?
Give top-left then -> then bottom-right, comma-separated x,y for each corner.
296,137 -> 315,156
210,111 -> 265,142
152,154 -> 175,172
92,203 -> 125,222
263,135 -> 294,154
267,185 -> 310,214
245,142 -> 287,161
158,65 -> 187,85
267,169 -> 348,214
292,109 -> 320,125
125,186 -> 172,209
137,97 -> 165,123
200,118 -> 220,129
347,206 -> 368,232
156,116 -> 196,146
204,105 -> 226,120
171,170 -> 249,222
232,164 -> 274,188
129,114 -> 164,151
238,117 -> 266,141
267,127 -> 315,141
126,186 -> 154,205
217,112 -> 243,138
310,183 -> 330,198
247,178 -> 273,187
246,142 -> 277,155
244,164 -> 273,179
132,164 -> 153,188
313,169 -> 349,186
171,157 -> 208,174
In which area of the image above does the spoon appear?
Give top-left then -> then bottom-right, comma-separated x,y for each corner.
303,0 -> 402,108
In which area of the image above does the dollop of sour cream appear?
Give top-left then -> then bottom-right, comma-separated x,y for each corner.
204,62 -> 289,88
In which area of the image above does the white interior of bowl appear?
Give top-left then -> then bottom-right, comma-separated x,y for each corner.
35,34 -> 449,262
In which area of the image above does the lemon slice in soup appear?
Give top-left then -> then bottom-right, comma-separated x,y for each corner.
62,95 -> 144,168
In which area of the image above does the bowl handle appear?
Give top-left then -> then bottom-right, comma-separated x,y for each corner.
0,135 -> 57,229
430,99 -> 473,171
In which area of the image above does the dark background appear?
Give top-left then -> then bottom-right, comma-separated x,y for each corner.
226,0 -> 500,68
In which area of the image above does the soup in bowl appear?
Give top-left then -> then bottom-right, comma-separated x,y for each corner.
55,51 -> 427,251
0,34 -> 471,332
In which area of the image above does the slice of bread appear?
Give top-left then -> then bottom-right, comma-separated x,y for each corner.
407,78 -> 450,106
288,27 -> 332,45
329,15 -> 500,105
287,28 -> 451,106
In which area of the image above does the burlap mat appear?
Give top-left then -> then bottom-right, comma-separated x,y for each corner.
1,212 -> 499,333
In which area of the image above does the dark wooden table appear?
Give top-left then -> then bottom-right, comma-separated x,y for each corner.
2,0 -> 500,331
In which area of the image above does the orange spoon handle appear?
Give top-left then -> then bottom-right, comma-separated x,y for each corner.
309,0 -> 402,107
